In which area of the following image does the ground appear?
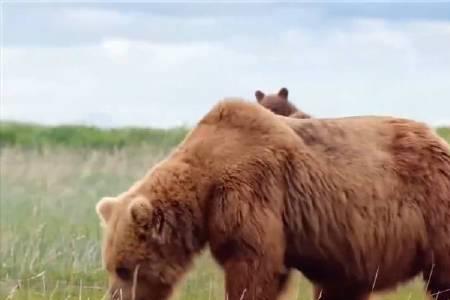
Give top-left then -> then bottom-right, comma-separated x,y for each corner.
0,145 -> 441,300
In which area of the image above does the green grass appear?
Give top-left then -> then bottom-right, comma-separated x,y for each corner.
437,127 -> 450,143
0,122 -> 188,151
1,124 -> 448,299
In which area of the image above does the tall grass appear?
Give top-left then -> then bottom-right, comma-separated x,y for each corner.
1,122 -> 448,299
0,146 -> 229,299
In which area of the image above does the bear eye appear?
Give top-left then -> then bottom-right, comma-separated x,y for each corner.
115,267 -> 131,281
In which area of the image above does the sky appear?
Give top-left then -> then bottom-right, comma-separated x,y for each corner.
2,1 -> 450,128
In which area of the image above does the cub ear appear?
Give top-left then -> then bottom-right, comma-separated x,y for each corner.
278,87 -> 288,99
96,196 -> 118,226
255,90 -> 265,102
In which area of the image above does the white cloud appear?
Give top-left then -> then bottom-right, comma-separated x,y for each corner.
60,8 -> 133,31
101,38 -> 130,63
3,15 -> 450,128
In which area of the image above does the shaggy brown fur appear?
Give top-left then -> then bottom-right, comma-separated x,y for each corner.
255,87 -> 311,118
96,99 -> 450,300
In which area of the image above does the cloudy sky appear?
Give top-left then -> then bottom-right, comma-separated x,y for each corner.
2,1 -> 450,128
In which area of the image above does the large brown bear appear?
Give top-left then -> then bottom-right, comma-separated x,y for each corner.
255,87 -> 311,118
96,99 -> 450,300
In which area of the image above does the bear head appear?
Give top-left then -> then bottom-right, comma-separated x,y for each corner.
95,163 -> 205,300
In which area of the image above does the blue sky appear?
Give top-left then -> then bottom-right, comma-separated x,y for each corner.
2,2 -> 450,128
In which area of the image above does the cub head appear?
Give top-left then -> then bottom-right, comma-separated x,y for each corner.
255,87 -> 297,116
96,185 -> 202,300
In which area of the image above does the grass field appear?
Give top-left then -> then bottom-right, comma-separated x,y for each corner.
1,124 -> 449,300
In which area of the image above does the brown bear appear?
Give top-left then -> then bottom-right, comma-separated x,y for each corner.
255,87 -> 311,118
96,99 -> 450,300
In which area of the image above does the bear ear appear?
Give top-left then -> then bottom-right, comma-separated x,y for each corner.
128,197 -> 172,244
128,195 -> 153,228
278,87 -> 288,99
255,90 -> 265,102
96,196 -> 117,225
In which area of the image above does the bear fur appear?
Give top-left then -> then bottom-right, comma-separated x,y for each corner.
255,87 -> 311,118
96,99 -> 450,300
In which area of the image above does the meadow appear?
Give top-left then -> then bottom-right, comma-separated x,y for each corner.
1,123 -> 449,300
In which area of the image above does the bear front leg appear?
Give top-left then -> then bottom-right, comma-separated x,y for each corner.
218,213 -> 289,300
208,190 -> 290,300
313,285 -> 370,300
223,257 -> 290,300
